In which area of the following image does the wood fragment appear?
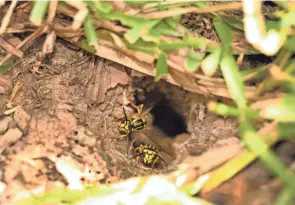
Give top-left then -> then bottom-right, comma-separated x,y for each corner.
0,25 -> 45,66
0,0 -> 18,34
7,81 -> 23,108
47,1 -> 58,25
143,2 -> 243,19
0,37 -> 23,58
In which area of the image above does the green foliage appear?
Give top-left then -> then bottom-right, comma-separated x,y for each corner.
102,12 -> 160,44
29,0 -> 49,25
220,54 -> 247,108
261,95 -> 295,122
185,48 -> 205,71
85,1 -> 113,14
23,1 -> 295,204
213,17 -> 233,53
83,14 -> 99,50
155,51 -> 168,81
0,61 -> 14,72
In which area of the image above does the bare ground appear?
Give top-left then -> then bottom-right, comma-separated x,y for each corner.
1,38 -> 293,205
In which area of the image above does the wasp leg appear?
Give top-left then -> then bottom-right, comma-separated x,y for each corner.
114,134 -> 127,140
129,102 -> 144,115
157,154 -> 166,165
126,135 -> 132,154
136,155 -> 140,165
152,157 -> 159,168
129,153 -> 141,160
127,137 -> 137,154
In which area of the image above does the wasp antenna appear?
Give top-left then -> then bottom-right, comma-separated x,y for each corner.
122,106 -> 128,121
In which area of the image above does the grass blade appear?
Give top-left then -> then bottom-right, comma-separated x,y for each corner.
30,0 -> 49,26
260,95 -> 295,122
155,51 -> 168,82
220,53 -> 247,108
83,14 -> 99,50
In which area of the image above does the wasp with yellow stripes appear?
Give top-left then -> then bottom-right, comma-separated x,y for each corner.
132,143 -> 165,168
117,103 -> 184,168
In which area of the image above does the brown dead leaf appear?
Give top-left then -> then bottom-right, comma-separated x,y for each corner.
42,30 -> 56,56
0,76 -> 12,95
0,37 -> 23,58
109,63 -> 130,88
0,128 -> 22,154
180,137 -> 242,174
6,34 -> 22,47
131,69 -> 145,77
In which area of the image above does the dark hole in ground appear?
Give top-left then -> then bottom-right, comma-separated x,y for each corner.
134,88 -> 188,138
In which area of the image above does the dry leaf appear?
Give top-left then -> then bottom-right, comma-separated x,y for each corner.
42,30 -> 56,56
109,63 -> 130,88
180,137 -> 242,174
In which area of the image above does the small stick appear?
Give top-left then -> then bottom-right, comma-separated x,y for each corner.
0,0 -> 18,34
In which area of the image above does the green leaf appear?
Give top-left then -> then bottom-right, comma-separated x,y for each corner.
102,12 -> 160,44
277,122 -> 295,140
125,1 -> 151,6
0,61 -> 14,73
201,47 -> 221,76
185,48 -> 205,71
159,37 -> 206,50
125,19 -> 160,44
274,187 -> 295,205
29,0 -> 49,25
151,21 -> 183,37
266,20 -> 281,31
240,66 -> 268,81
195,2 -> 207,8
209,102 -> 258,119
220,53 -> 247,108
281,11 -> 295,28
284,58 -> 295,74
83,14 -> 99,50
240,121 -> 295,198
223,18 -> 244,31
165,16 -> 188,35
286,36 -> 295,52
260,95 -> 295,122
85,1 -> 113,14
213,17 -> 233,52
155,51 -> 168,82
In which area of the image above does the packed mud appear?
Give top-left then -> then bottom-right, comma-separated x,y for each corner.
2,37 -> 293,205
0,38 -> 241,203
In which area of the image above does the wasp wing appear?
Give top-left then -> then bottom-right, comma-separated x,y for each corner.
130,126 -> 176,157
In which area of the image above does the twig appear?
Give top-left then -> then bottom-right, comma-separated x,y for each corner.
0,0 -> 18,34
7,81 -> 23,108
0,25 -> 45,66
47,1 -> 58,25
143,2 -> 242,19
0,0 -> 5,8
0,37 -> 23,58
63,0 -> 88,30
